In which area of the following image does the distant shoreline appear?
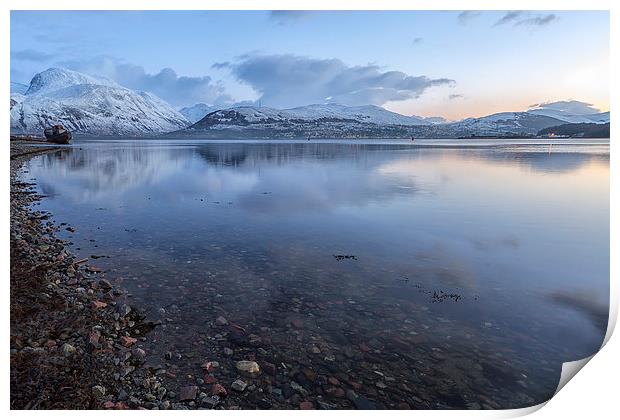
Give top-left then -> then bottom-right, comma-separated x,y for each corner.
9,133 -> 611,141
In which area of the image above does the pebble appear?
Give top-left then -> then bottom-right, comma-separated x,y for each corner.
231,379 -> 247,392
299,401 -> 314,410
376,381 -> 388,389
61,343 -> 76,357
91,300 -> 107,310
212,383 -> 227,398
201,396 -> 219,408
215,316 -> 228,326
326,387 -> 345,398
91,385 -> 106,399
263,362 -> 276,376
98,279 -> 113,290
120,336 -> 138,347
235,360 -> 260,376
131,347 -> 146,361
119,304 -> 132,317
179,386 -> 198,401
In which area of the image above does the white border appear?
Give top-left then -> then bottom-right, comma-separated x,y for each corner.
2,1 -> 616,419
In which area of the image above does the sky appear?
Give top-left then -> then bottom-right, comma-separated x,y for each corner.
10,10 -> 610,120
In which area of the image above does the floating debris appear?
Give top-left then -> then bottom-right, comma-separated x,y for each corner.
333,254 -> 357,261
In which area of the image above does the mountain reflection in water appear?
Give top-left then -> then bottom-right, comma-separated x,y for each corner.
24,139 -> 609,409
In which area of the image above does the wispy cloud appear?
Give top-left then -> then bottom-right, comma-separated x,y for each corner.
220,53 -> 454,108
494,11 -> 525,26
449,94 -> 464,100
494,11 -> 558,28
11,49 -> 54,62
269,10 -> 318,25
516,14 -> 558,27
211,62 -> 230,70
457,11 -> 481,25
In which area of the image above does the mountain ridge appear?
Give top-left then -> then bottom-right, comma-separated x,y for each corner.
10,68 -> 189,136
9,67 -> 610,138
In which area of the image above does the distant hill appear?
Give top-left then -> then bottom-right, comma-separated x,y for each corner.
538,123 -> 610,138
175,107 -> 571,139
179,103 -> 220,123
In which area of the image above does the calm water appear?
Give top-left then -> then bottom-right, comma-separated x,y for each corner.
22,139 -> 609,409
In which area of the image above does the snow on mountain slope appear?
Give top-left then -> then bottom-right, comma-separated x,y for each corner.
285,104 -> 427,126
25,68 -> 120,96
179,103 -> 220,123
11,68 -> 190,136
441,112 -> 567,136
191,103 -> 429,129
418,116 -> 448,124
527,108 -> 610,124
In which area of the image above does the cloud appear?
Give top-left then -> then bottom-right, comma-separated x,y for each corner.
495,11 -> 558,27
449,94 -> 464,100
494,11 -> 525,26
269,10 -> 318,25
11,49 -> 54,62
60,56 -> 234,107
516,14 -> 557,27
457,11 -> 481,24
224,53 -> 454,108
529,100 -> 601,115
211,62 -> 230,70
33,33 -> 76,44
412,37 -> 424,45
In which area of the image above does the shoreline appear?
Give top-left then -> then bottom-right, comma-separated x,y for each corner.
10,141 -> 313,410
10,142 -> 166,409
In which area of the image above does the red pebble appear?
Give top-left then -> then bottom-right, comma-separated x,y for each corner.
212,383 -> 227,398
300,401 -> 314,410
328,377 -> 340,386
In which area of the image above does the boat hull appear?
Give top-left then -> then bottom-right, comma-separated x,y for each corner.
44,129 -> 72,144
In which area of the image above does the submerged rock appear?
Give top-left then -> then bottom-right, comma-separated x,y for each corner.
61,343 -> 76,357
211,383 -> 227,398
179,386 -> 198,401
231,379 -> 247,392
91,385 -> 106,399
235,360 -> 260,376
299,401 -> 314,409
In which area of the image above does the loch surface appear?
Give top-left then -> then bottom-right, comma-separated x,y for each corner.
21,139 -> 610,409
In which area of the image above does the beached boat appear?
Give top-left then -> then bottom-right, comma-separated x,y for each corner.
44,125 -> 72,144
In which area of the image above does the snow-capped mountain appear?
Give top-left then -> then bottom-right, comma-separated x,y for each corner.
433,112 -> 568,137
10,68 -> 190,136
526,107 -> 610,124
418,116 -> 448,124
9,72 -> 609,139
179,103 -> 220,123
177,104 -> 577,139
285,104 -> 427,126
184,103 -> 430,128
